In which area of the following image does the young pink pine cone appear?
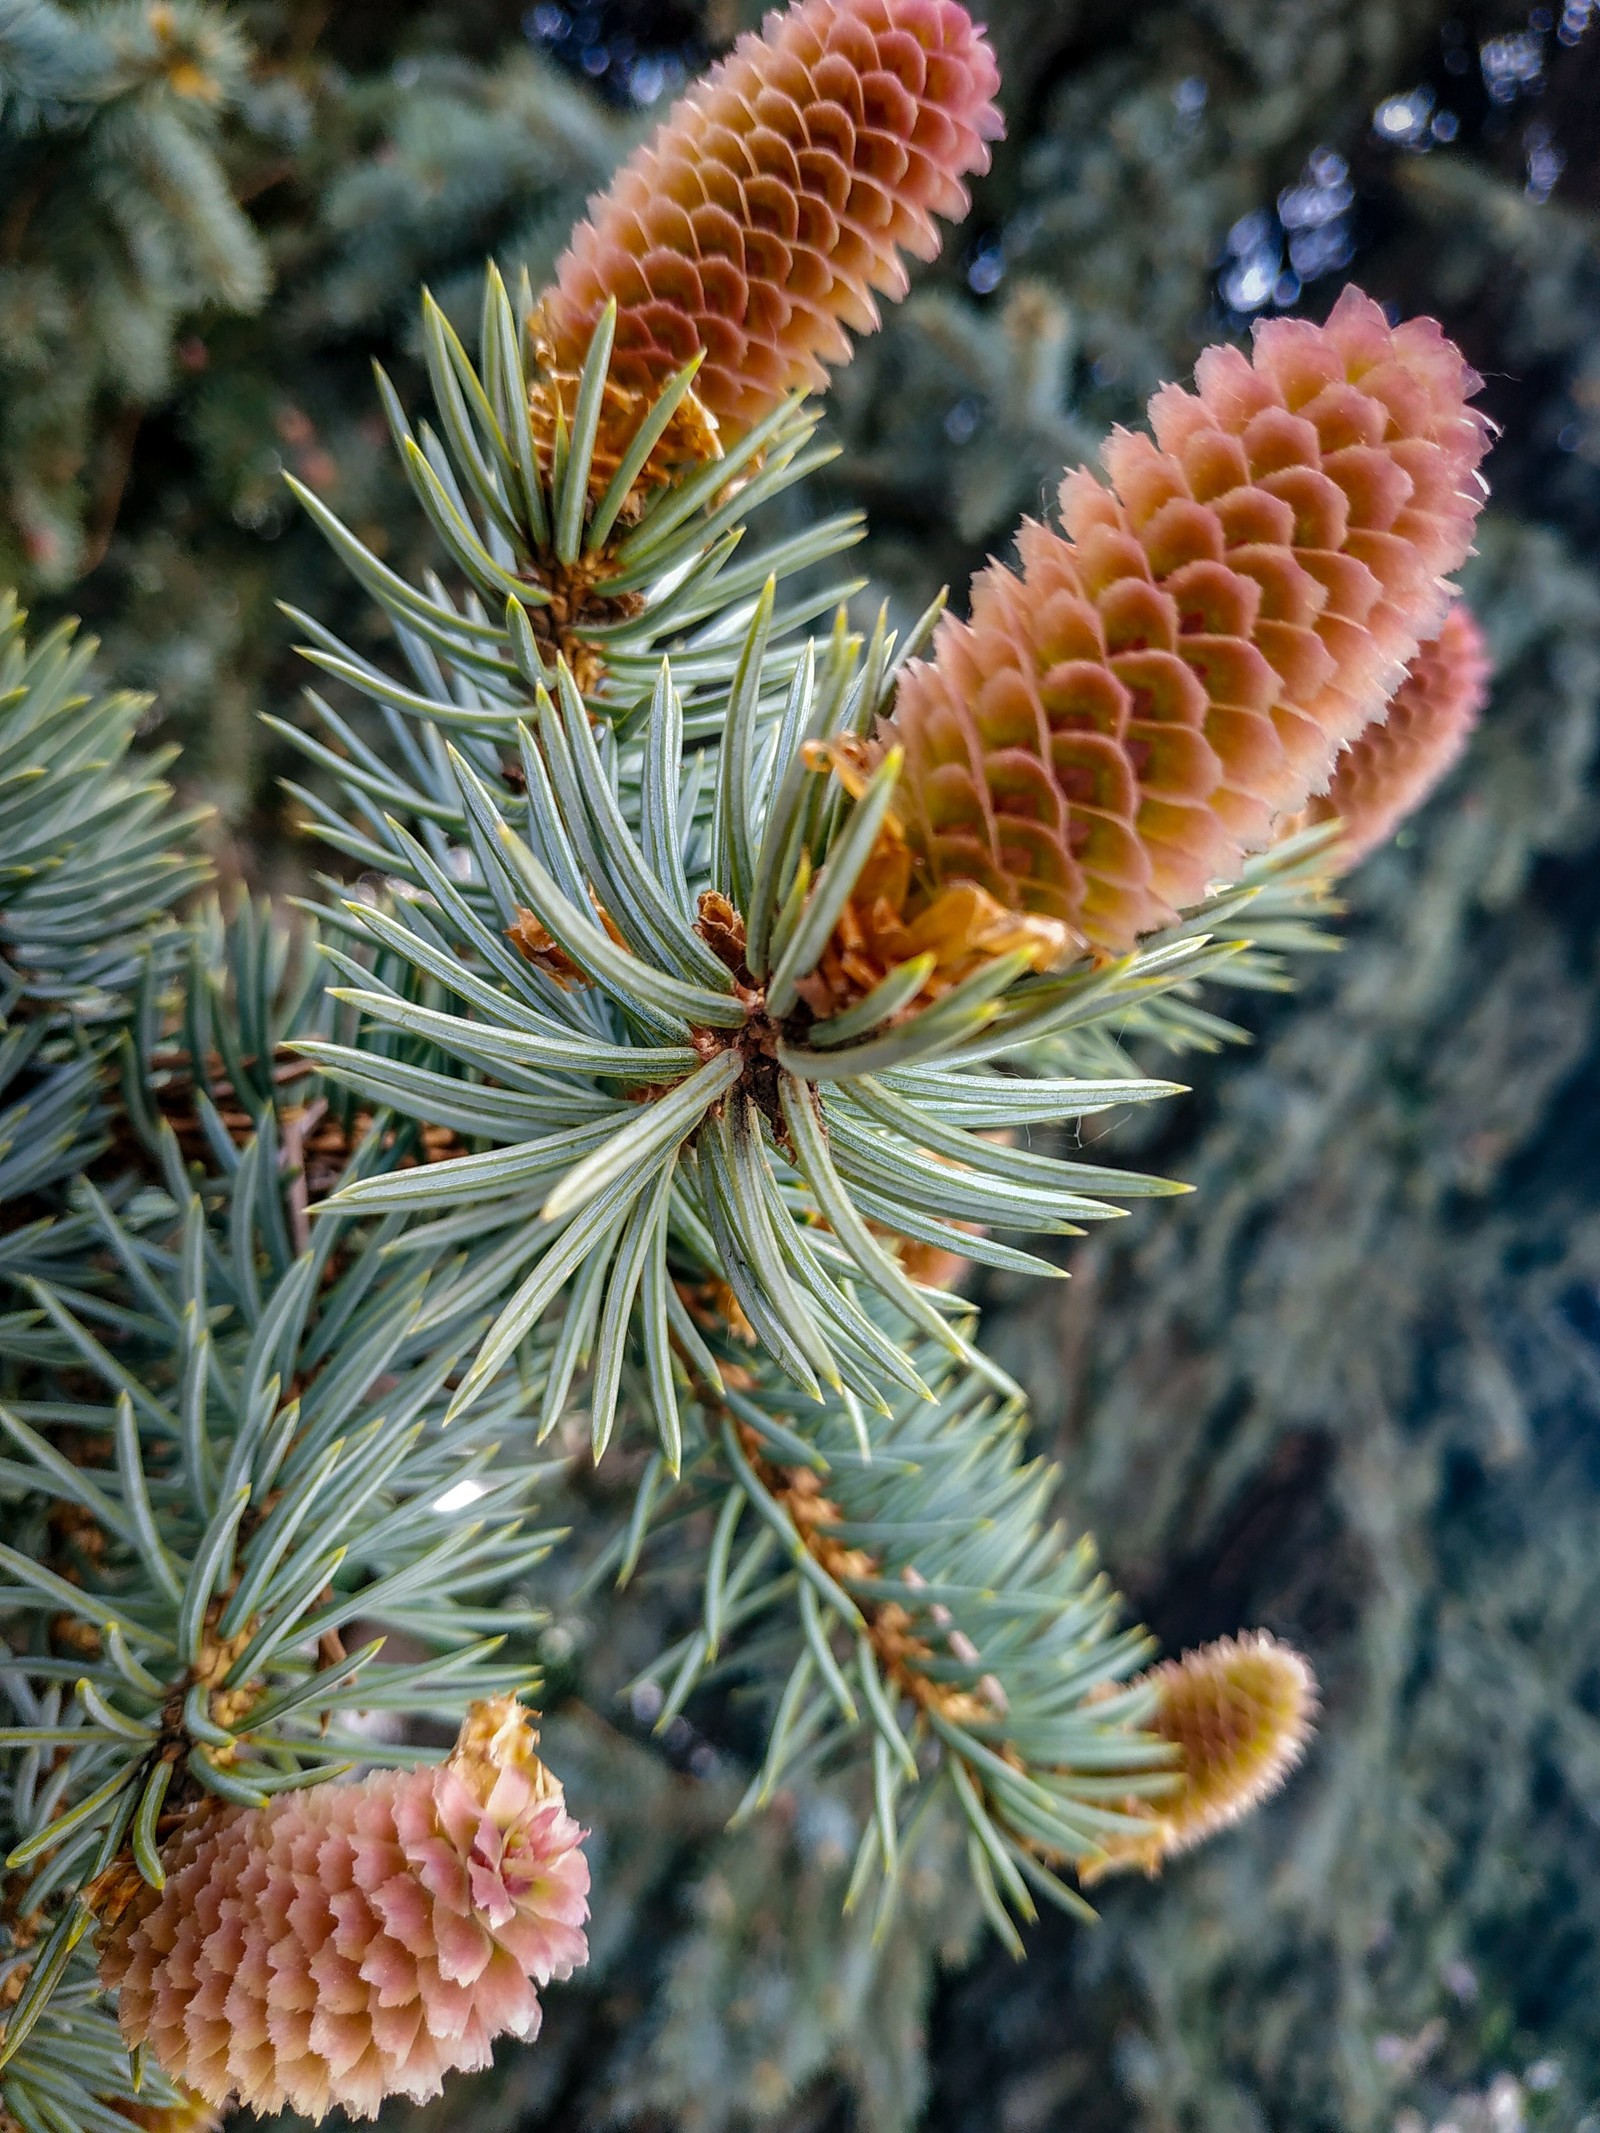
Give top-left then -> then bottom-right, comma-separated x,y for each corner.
543,0 -> 1002,435
98,1702 -> 589,2124
880,287 -> 1490,952
1298,599 -> 1490,865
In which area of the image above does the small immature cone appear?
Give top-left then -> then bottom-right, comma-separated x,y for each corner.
1083,1631 -> 1317,1882
882,287 -> 1491,951
1295,599 -> 1490,866
98,1701 -> 589,2124
544,0 -> 1002,436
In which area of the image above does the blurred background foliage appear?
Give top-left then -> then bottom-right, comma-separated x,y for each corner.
5,0 -> 1600,2126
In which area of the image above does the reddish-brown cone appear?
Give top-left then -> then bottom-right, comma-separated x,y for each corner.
1295,598 -> 1490,865
97,1702 -> 589,2123
1082,1631 -> 1317,1881
880,287 -> 1490,951
543,0 -> 1002,436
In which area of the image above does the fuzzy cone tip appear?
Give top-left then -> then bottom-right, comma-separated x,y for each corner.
1083,1631 -> 1318,1881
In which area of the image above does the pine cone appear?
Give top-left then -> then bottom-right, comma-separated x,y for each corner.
543,0 -> 1002,437
880,288 -> 1491,951
1083,1631 -> 1317,1881
98,1702 -> 589,2123
1295,598 -> 1490,866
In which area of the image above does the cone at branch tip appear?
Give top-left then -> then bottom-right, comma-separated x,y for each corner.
97,1701 -> 589,2124
878,287 -> 1491,952
1081,1631 -> 1318,1882
1292,598 -> 1491,866
543,0 -> 1003,436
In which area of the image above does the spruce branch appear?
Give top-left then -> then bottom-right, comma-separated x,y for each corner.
280,275 -> 866,786
298,625 -> 1191,1419
0,0 -> 1509,2113
0,597 -> 208,1020
0,965 -> 565,2074
0,596 -> 209,1209
600,1336 -> 1175,1947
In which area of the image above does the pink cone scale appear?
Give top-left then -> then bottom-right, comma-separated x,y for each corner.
98,1703 -> 589,2123
879,288 -> 1491,952
1302,598 -> 1490,865
543,0 -> 1002,435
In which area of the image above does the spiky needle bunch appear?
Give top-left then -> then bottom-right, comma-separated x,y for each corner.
0,0 -> 1497,2121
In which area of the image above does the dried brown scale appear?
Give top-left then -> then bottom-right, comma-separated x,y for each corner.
102,1045 -> 466,1203
525,348 -> 725,513
46,1497 -> 107,1568
692,890 -> 751,980
44,1509 -> 108,1650
877,1230 -> 973,1293
516,560 -> 648,697
677,1276 -> 758,1346
49,1613 -> 104,1657
793,740 -> 1074,1024
685,895 -> 794,1134
513,356 -> 737,676
506,909 -> 594,990
29,1443 -> 125,1666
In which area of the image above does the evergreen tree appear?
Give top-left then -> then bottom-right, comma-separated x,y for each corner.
0,3 -> 1500,2127
8,0 -> 1594,2128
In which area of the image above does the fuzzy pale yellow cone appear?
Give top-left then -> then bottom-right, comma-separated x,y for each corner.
1081,1631 -> 1317,1882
